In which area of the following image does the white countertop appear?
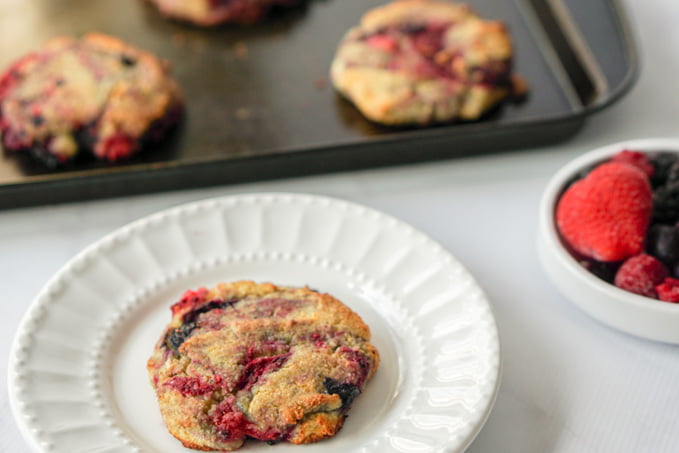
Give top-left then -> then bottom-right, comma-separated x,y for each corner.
3,0 -> 679,451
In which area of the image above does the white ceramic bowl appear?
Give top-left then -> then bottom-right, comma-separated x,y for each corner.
538,138 -> 679,343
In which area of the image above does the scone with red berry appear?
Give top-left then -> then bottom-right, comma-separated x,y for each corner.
0,33 -> 183,167
144,0 -> 306,26
147,281 -> 379,451
330,0 -> 522,126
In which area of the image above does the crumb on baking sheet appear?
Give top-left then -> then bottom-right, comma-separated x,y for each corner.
172,33 -> 187,48
235,108 -> 252,120
234,42 -> 248,59
314,77 -> 328,90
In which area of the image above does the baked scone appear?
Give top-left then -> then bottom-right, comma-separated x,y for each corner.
147,281 -> 379,451
0,33 -> 183,166
330,0 -> 519,126
144,0 -> 306,26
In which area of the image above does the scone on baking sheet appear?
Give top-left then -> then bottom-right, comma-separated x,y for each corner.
147,281 -> 379,451
144,0 -> 306,26
330,0 -> 521,126
0,33 -> 183,167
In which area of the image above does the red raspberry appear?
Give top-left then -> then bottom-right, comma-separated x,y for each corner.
211,396 -> 249,440
656,278 -> 679,303
556,162 -> 652,261
165,376 -> 216,396
614,254 -> 669,298
171,287 -> 209,316
95,132 -> 137,162
611,149 -> 654,177
365,34 -> 399,53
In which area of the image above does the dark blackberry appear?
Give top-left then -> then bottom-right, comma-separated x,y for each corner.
647,224 -> 679,265
29,144 -> 62,169
649,152 -> 679,188
653,182 -> 679,224
667,160 -> 679,185
397,23 -> 427,34
164,321 -> 197,352
323,377 -> 360,410
120,55 -> 137,67
74,121 -> 97,150
579,259 -> 619,283
30,115 -> 44,127
182,298 -> 239,324
164,298 -> 240,351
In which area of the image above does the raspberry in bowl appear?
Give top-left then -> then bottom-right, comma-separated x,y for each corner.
538,138 -> 679,343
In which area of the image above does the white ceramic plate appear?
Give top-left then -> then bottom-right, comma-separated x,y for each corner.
9,193 -> 500,453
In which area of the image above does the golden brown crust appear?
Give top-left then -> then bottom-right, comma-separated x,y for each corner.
330,0 -> 518,125
144,0 -> 217,26
147,281 -> 379,451
361,0 -> 473,32
288,412 -> 343,444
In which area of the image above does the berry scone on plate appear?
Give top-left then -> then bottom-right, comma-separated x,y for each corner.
0,33 -> 183,167
330,0 -> 524,126
147,281 -> 379,451
144,0 -> 307,26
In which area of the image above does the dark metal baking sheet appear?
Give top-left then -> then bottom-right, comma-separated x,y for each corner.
0,0 -> 637,209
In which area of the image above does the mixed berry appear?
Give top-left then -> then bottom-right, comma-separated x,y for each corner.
556,149 -> 679,302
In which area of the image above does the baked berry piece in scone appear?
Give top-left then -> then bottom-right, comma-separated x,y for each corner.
0,33 -> 183,167
144,0 -> 306,26
330,0 -> 522,126
147,281 -> 379,451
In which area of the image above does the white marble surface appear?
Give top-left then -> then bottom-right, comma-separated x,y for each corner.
3,0 -> 679,451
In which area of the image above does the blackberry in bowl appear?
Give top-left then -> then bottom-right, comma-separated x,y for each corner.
538,138 -> 679,343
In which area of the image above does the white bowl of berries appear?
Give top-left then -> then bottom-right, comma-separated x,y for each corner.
538,138 -> 679,343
